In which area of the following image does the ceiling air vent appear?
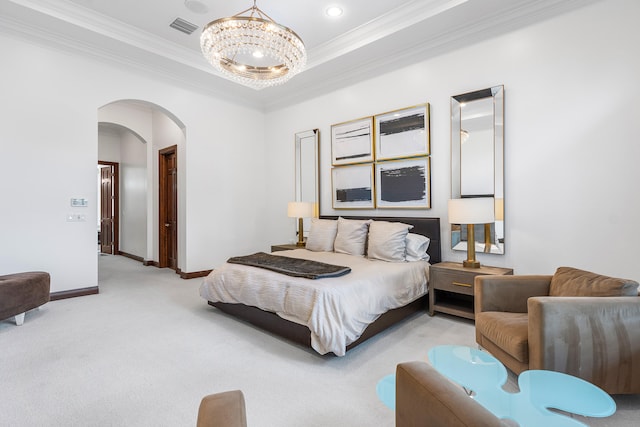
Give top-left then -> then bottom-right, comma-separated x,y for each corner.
170,18 -> 198,35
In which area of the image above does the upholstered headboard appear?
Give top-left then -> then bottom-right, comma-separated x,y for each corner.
319,216 -> 441,264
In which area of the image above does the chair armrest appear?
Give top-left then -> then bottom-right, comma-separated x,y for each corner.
528,296 -> 640,394
475,275 -> 551,314
197,390 -> 247,427
396,362 -> 505,427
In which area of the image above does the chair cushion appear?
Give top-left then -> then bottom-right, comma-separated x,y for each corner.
475,312 -> 529,363
549,267 -> 639,297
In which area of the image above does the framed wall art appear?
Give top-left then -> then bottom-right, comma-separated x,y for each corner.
374,104 -> 430,161
375,157 -> 431,209
331,163 -> 375,209
331,117 -> 374,166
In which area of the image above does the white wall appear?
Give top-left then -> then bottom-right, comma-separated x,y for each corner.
0,33 -> 266,292
265,0 -> 640,282
119,131 -> 147,258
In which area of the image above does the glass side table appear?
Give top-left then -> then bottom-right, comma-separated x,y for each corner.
376,374 -> 396,410
427,345 -> 616,426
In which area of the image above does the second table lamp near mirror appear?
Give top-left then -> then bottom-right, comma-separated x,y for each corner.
448,198 -> 495,268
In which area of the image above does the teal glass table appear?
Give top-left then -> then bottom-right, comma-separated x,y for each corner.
427,345 -> 616,426
376,345 -> 616,426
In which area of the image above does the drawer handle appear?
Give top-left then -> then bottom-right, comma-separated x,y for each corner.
452,281 -> 472,288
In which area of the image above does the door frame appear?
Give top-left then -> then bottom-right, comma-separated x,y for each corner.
158,145 -> 178,270
98,161 -> 119,254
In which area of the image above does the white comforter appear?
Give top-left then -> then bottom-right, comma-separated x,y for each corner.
199,249 -> 430,356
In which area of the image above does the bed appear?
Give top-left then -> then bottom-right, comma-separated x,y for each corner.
199,216 -> 441,356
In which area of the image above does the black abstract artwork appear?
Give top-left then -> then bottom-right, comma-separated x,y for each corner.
336,186 -> 372,203
380,165 -> 425,202
379,113 -> 424,137
376,157 -> 430,208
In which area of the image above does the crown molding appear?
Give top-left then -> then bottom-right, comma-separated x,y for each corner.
8,0 -> 218,75
307,0 -> 467,69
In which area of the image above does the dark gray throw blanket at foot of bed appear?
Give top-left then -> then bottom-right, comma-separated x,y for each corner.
227,252 -> 351,279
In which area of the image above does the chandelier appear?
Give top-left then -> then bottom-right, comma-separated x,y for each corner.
200,1 -> 307,90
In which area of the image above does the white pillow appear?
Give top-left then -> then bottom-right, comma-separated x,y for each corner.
405,233 -> 431,262
305,218 -> 338,252
334,217 -> 371,256
367,221 -> 413,262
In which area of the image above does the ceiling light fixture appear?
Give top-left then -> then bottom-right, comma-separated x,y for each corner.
200,0 -> 307,90
326,6 -> 343,17
184,0 -> 209,15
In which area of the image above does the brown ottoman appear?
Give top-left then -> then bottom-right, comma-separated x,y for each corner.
0,272 -> 50,325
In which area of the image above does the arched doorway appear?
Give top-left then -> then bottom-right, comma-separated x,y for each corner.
98,100 -> 185,272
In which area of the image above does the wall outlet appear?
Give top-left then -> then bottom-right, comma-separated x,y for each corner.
67,213 -> 87,222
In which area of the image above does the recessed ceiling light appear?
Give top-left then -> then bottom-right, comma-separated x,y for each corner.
184,0 -> 209,15
325,6 -> 343,17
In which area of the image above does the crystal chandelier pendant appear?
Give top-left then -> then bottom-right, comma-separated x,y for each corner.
200,1 -> 307,90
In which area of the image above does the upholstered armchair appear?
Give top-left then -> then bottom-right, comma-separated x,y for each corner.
475,267 -> 640,394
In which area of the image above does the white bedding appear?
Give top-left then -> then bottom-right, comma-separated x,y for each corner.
199,249 -> 430,356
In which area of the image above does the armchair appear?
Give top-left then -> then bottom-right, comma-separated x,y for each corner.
475,267 -> 640,394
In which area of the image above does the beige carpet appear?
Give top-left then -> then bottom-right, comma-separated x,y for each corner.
1,255 -> 638,426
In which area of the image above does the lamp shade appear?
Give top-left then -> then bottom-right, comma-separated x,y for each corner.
287,201 -> 314,218
494,198 -> 504,221
448,198 -> 495,224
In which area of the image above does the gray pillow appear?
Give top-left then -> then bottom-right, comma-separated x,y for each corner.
367,220 -> 413,262
305,219 -> 338,252
334,217 -> 371,257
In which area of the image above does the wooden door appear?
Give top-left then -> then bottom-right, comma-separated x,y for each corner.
100,166 -> 113,254
99,162 -> 119,255
159,146 -> 177,270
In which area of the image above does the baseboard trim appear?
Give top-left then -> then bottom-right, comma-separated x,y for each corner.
118,251 -> 144,263
178,269 -> 212,279
143,260 -> 159,267
50,286 -> 99,301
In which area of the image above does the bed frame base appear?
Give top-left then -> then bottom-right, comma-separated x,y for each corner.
209,296 -> 427,355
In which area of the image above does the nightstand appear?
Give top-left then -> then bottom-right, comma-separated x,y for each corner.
429,262 -> 513,320
270,243 -> 302,252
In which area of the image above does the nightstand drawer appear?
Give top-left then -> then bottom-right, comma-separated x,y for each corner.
433,271 -> 474,295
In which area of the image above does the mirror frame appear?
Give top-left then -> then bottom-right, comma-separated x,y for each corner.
295,129 -> 320,237
451,85 -> 504,254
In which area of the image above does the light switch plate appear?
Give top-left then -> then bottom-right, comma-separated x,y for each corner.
70,198 -> 88,207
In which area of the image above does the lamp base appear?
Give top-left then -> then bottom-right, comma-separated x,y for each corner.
296,217 -> 305,247
463,259 -> 481,268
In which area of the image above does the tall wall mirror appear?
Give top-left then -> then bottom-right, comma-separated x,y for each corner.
451,85 -> 504,254
295,129 -> 320,238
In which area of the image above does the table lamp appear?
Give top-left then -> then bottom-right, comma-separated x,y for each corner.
287,201 -> 314,246
448,198 -> 495,268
